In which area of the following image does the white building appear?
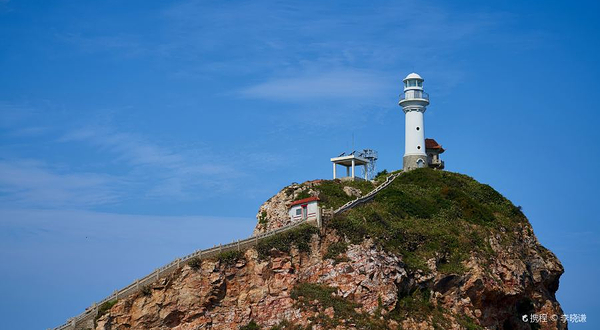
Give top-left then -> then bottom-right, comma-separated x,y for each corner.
399,72 -> 430,170
330,154 -> 369,180
288,197 -> 320,224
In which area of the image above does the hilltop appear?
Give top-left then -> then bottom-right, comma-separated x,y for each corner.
90,169 -> 565,330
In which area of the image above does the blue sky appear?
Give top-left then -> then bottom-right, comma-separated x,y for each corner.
1,0 -> 599,329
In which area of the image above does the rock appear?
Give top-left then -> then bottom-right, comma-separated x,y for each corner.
343,186 -> 362,198
253,181 -> 322,235
324,306 -> 335,319
92,173 -> 566,330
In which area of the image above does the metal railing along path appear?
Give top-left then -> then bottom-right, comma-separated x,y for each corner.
334,171 -> 402,214
51,171 -> 403,330
51,218 -> 321,330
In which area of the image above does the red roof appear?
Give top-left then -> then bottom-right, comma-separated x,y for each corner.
425,138 -> 445,153
290,196 -> 320,207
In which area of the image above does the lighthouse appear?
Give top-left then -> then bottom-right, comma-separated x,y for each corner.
399,72 -> 430,170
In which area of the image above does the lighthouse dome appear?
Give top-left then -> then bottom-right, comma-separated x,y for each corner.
403,72 -> 423,81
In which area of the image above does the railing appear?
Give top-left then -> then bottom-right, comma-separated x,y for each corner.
51,171 -> 404,330
51,216 -> 322,330
334,171 -> 402,214
399,90 -> 429,101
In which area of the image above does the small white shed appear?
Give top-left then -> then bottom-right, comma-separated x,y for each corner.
288,196 -> 320,223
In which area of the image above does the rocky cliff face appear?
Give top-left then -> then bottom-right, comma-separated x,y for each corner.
253,179 -> 373,236
94,170 -> 565,330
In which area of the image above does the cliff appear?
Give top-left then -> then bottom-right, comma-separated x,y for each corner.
92,169 -> 565,330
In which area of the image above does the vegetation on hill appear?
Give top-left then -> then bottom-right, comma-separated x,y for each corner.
328,168 -> 525,273
246,169 -> 526,328
260,168 -> 526,274
256,224 -> 319,260
93,168 -> 562,330
307,179 -> 375,210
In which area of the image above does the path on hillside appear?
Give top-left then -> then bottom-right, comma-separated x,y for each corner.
52,171 -> 403,330
333,171 -> 402,214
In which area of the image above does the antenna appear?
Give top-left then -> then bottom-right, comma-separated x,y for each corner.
358,149 -> 378,180
352,133 -> 355,151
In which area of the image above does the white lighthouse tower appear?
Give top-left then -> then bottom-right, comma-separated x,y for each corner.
399,72 -> 430,170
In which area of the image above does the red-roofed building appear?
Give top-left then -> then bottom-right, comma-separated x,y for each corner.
425,138 -> 445,169
289,196 -> 320,224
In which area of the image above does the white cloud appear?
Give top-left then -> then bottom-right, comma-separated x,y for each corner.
239,70 -> 393,102
58,125 -> 252,199
0,159 -> 123,208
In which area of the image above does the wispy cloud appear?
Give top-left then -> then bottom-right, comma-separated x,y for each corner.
59,125 -> 245,199
239,69 -> 393,102
52,1 -> 541,101
0,159 -> 123,208
0,98 -> 291,209
158,1 -> 522,103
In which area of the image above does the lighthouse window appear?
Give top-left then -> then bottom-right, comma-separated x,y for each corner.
417,81 -> 422,87
416,127 -> 420,131
408,80 -> 417,87
417,146 -> 421,150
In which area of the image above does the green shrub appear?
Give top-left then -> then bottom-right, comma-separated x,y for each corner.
256,224 -> 318,259
395,287 -> 433,316
217,250 -> 244,266
290,283 -> 388,329
294,190 -> 311,201
188,257 -> 201,270
258,210 -> 268,226
291,283 -> 360,321
240,320 -> 261,330
374,169 -> 388,181
285,187 -> 295,197
324,241 -> 348,261
140,285 -> 152,297
94,299 -> 117,324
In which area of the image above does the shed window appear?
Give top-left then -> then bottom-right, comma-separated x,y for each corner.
295,209 -> 302,216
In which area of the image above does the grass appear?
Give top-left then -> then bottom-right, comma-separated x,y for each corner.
290,283 -> 388,329
374,169 -> 388,181
327,168 -> 525,273
294,190 -> 312,201
289,283 -> 481,330
388,287 -> 472,329
216,250 -> 244,265
256,224 -> 319,260
240,320 -> 261,330
311,179 -> 374,209
140,285 -> 152,297
243,168 -> 517,328
324,241 -> 349,264
187,257 -> 201,270
291,283 -> 361,321
392,287 -> 435,320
